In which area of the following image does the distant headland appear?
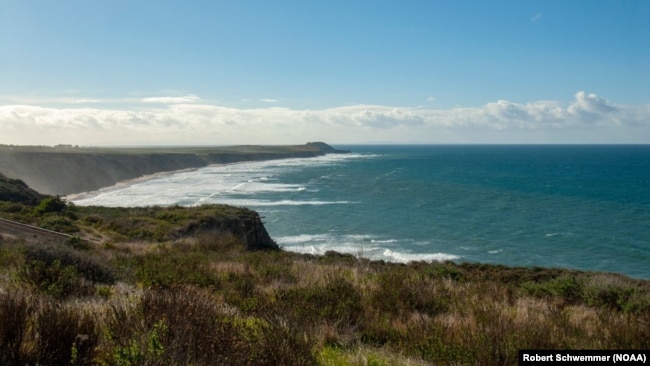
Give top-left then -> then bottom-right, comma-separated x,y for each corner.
0,142 -> 349,195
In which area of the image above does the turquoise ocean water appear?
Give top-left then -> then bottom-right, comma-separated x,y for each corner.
72,145 -> 650,279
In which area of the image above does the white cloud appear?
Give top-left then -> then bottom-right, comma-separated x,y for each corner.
568,91 -> 617,116
531,12 -> 543,22
66,98 -> 102,104
260,99 -> 279,103
1,91 -> 648,145
141,95 -> 200,104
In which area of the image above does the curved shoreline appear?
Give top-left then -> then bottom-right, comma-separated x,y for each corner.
0,142 -> 348,196
65,158 -> 286,202
64,166 -> 202,201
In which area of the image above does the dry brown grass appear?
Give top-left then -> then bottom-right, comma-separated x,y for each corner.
2,203 -> 649,365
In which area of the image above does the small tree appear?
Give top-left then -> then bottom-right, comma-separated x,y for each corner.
35,196 -> 67,216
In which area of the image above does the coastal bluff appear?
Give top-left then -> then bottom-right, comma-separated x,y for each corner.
0,142 -> 348,196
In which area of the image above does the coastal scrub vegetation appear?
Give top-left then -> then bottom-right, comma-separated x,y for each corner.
1,196 -> 649,365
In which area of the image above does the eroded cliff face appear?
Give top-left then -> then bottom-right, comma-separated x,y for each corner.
0,143 -> 348,195
175,212 -> 278,251
0,152 -> 207,195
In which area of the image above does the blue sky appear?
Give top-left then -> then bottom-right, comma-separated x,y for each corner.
1,0 -> 649,145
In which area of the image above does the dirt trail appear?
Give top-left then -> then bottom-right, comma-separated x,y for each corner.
0,217 -> 71,244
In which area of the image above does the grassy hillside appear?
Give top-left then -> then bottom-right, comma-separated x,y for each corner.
1,195 -> 648,365
0,172 -> 44,204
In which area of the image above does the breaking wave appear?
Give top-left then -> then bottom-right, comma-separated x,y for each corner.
276,233 -> 459,263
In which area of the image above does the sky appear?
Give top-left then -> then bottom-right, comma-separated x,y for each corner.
1,0 -> 649,145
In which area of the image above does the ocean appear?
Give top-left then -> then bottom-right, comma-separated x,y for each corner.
71,145 -> 650,279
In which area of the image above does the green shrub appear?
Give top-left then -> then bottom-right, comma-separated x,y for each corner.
64,235 -> 91,250
430,262 -> 464,281
522,275 -> 584,303
23,243 -> 115,284
583,284 -> 650,313
0,244 -> 24,267
0,201 -> 27,213
39,215 -> 78,233
277,275 -> 362,327
359,315 -> 402,346
18,259 -> 93,298
113,319 -> 166,366
34,196 -> 66,216
131,248 -> 220,288
106,216 -> 168,241
221,272 -> 260,311
371,267 -> 449,317
106,286 -> 316,365
256,261 -> 298,285
83,213 -> 103,226
236,313 -> 315,366
195,229 -> 245,254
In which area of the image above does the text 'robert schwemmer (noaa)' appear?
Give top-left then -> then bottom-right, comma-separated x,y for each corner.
519,350 -> 648,365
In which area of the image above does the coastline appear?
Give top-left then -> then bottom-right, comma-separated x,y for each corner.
64,157 -> 299,202
0,142 -> 348,196
64,166 -> 202,202
63,144 -> 650,279
1,153 -> 649,363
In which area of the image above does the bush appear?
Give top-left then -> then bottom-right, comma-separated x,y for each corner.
39,215 -> 78,233
106,286 -> 316,365
32,300 -> 100,365
0,244 -> 24,267
522,275 -> 584,304
583,284 -> 650,313
131,248 -> 220,288
0,201 -> 27,213
276,275 -> 363,327
23,243 -> 115,284
370,267 -> 449,317
18,259 -> 93,298
64,235 -> 91,250
0,292 -> 100,365
0,291 -> 33,364
34,196 -> 66,216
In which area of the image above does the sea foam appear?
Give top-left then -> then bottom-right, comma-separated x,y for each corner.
275,233 -> 460,264
71,153 -> 368,207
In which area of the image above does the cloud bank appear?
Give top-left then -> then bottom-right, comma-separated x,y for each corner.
1,92 -> 648,145
141,95 -> 201,104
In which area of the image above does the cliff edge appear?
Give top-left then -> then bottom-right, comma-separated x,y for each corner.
0,172 -> 45,204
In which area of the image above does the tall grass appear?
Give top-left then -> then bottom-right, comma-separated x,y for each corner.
1,203 -> 649,365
